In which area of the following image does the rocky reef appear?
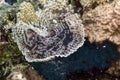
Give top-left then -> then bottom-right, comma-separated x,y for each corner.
0,0 -> 120,80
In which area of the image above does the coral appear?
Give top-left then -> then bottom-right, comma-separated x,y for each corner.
11,1 -> 85,62
17,2 -> 41,23
39,0 -> 73,22
39,0 -> 67,6
12,11 -> 85,62
80,0 -> 112,8
23,69 -> 44,80
83,0 -> 120,45
106,59 -> 120,77
7,69 -> 44,80
117,45 -> 120,53
7,71 -> 27,80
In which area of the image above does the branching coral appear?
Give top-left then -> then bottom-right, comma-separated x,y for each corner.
83,0 -> 120,46
11,1 -> 85,62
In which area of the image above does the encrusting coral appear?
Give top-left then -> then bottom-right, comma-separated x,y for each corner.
17,2 -> 41,23
11,1 -> 85,62
83,0 -> 120,46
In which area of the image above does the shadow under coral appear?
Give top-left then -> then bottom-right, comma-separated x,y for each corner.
31,38 -> 119,80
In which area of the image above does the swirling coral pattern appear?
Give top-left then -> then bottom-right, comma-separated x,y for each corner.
12,12 -> 85,62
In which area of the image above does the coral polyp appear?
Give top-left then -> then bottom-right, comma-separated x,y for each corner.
11,2 -> 85,62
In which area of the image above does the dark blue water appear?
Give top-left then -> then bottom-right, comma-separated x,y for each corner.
31,39 -> 119,80
5,0 -> 17,5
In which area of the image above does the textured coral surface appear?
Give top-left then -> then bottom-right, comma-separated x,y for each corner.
17,2 -> 41,23
83,0 -> 120,45
80,0 -> 109,8
11,2 -> 85,62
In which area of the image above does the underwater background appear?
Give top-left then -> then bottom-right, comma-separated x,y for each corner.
0,0 -> 120,80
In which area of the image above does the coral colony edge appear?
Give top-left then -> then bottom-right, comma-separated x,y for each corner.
11,1 -> 85,62
9,0 -> 120,62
